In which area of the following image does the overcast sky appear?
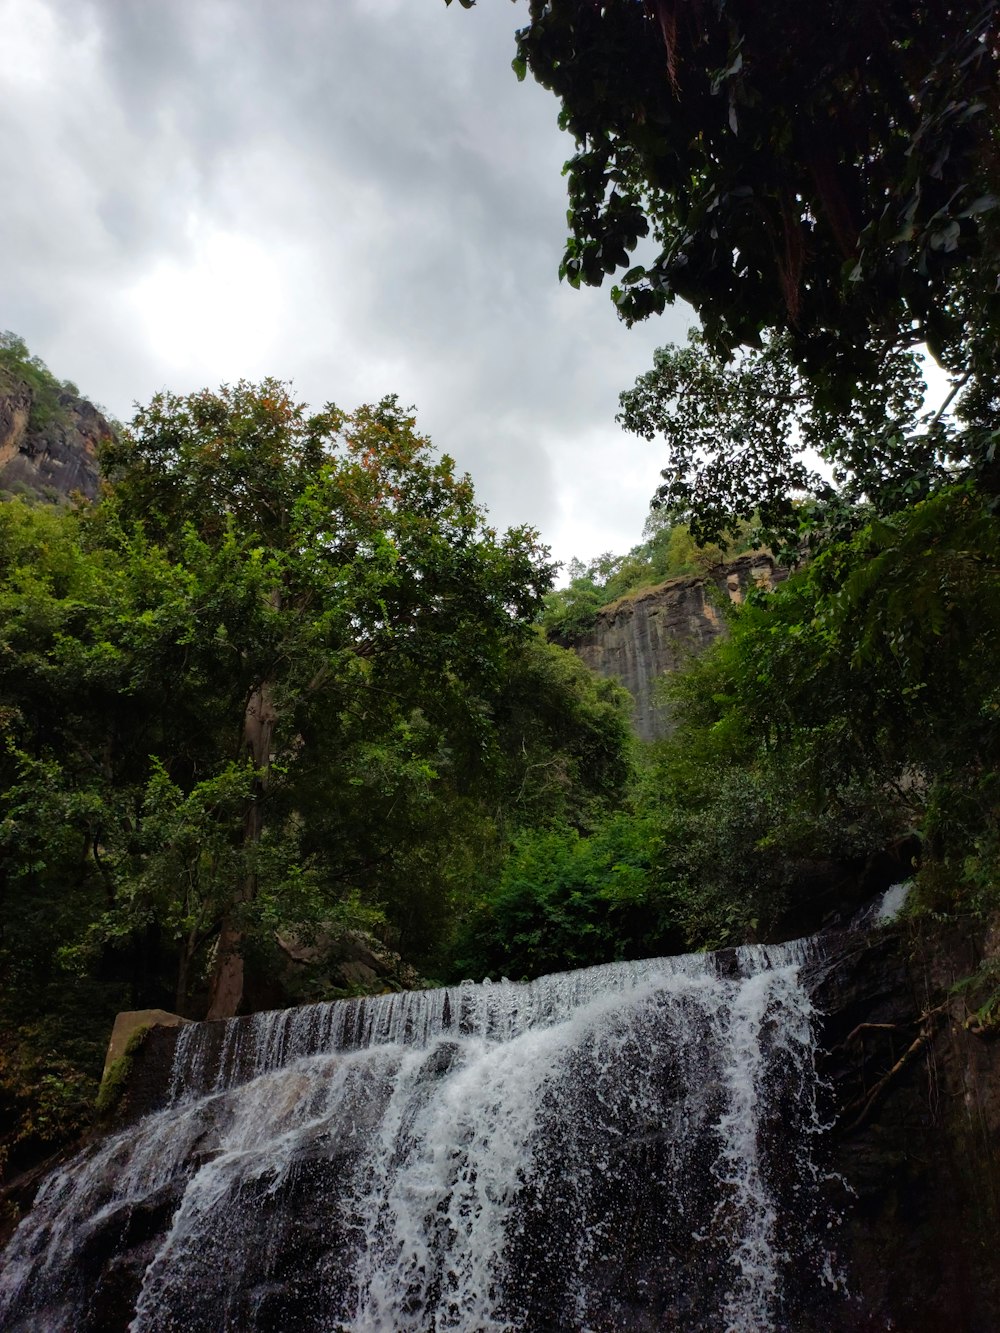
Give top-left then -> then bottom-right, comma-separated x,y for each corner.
1,0 -> 695,571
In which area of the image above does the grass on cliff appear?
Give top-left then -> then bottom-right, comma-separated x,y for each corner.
0,331 -> 79,435
541,517 -> 759,639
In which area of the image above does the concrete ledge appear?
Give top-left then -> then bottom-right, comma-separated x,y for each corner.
102,1009 -> 189,1082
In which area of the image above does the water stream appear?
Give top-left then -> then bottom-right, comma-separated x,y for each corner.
0,937 -> 847,1331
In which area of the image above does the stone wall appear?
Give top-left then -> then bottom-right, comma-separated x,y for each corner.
563,553 -> 787,741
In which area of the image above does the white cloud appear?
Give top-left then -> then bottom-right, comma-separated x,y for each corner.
0,0 -> 695,566
125,226 -> 286,378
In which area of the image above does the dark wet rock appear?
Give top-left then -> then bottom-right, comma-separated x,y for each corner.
807,919 -> 1000,1332
272,926 -> 420,997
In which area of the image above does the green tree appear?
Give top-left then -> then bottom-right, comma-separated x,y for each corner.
97,382 -> 556,1016
653,484 -> 1000,925
450,811 -> 670,982
460,2 -> 1000,386
451,0 -> 1000,536
486,630 -> 634,832
0,386 -> 561,1029
617,329 -> 952,546
0,369 -> 642,1168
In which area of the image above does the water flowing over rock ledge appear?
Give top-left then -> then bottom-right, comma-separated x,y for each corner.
1,914 -> 998,1331
1,939 -> 833,1331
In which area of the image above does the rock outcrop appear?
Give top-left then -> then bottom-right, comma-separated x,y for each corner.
101,1010 -> 189,1083
0,371 -> 108,503
562,554 -> 787,741
807,915 -> 1000,1332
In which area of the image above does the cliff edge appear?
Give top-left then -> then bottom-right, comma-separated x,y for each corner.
561,553 -> 787,741
0,364 -> 109,503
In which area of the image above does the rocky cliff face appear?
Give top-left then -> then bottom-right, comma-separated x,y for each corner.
808,915 -> 1000,1332
0,373 -> 108,503
564,554 -> 787,741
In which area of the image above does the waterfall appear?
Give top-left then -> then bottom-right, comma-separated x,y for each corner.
0,939 -> 847,1332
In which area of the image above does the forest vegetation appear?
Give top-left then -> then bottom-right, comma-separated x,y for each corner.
0,372 -> 634,1179
0,332 -> 82,435
4,0 -> 1000,1189
449,0 -> 1000,976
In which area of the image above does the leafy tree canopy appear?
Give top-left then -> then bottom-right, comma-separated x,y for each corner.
619,299 -> 1000,546
661,482 -> 1000,890
0,375 -> 640,1064
455,2 -> 1000,395
0,361 -> 643,1170
617,329 -> 969,547
450,479 -> 1000,982
445,2 -> 1000,549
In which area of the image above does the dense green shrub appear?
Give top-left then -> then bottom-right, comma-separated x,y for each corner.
450,813 -> 679,981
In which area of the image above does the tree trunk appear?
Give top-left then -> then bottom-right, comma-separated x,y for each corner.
175,919 -> 206,1017
205,682 -> 277,1020
175,939 -> 192,1018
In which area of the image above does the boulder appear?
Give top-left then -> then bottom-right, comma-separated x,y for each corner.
102,1010 -> 189,1083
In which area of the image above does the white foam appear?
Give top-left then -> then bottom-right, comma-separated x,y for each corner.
0,941 -> 839,1332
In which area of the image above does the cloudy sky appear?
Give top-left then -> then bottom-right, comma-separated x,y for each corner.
1,0 -> 695,571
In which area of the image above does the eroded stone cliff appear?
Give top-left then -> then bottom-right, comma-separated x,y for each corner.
563,553 -> 787,741
0,369 -> 108,502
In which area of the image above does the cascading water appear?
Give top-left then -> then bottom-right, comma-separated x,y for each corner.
0,938 -> 847,1332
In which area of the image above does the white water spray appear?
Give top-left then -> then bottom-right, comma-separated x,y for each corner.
0,941 -> 839,1332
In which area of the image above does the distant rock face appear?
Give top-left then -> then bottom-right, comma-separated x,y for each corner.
564,554 -> 787,741
0,379 -> 108,502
